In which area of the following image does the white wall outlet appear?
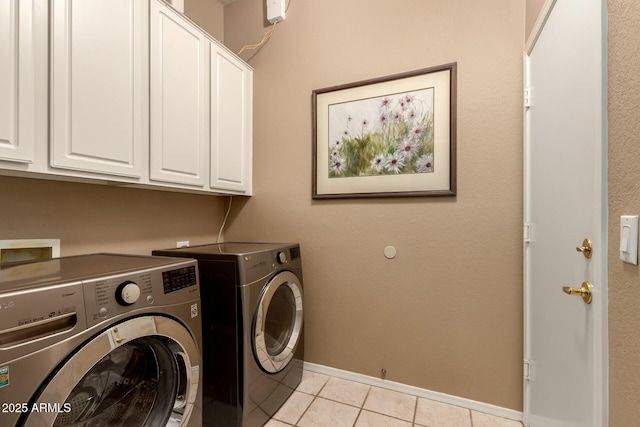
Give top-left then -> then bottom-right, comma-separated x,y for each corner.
266,0 -> 286,24
177,241 -> 190,248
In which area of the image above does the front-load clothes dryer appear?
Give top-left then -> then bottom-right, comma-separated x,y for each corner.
152,243 -> 304,427
0,253 -> 202,427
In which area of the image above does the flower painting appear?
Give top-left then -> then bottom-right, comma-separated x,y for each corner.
328,89 -> 435,178
313,63 -> 456,199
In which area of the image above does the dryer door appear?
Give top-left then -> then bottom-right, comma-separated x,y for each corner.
23,315 -> 200,427
253,271 -> 303,373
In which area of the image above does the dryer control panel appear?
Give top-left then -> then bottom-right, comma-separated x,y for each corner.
238,245 -> 302,285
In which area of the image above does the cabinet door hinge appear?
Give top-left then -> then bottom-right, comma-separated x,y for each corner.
524,87 -> 532,108
524,223 -> 533,243
524,359 -> 532,381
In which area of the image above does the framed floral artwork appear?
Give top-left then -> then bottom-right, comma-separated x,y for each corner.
312,63 -> 457,199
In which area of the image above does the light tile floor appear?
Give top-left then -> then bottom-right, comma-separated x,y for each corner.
266,370 -> 523,427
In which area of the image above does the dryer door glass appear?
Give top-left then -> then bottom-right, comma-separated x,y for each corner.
265,285 -> 296,356
253,271 -> 303,373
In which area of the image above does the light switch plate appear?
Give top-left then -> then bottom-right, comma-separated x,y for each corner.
620,215 -> 638,265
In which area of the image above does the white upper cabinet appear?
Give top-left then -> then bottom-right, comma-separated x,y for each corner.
210,43 -> 253,194
50,0 -> 148,178
0,0 -> 45,163
0,0 -> 252,195
150,0 -> 208,187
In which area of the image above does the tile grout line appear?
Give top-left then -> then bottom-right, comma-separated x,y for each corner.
293,375 -> 332,426
355,384 -> 420,426
303,364 -> 524,423
352,385 -> 373,427
290,371 -> 519,427
294,394 -> 316,426
412,394 -> 419,426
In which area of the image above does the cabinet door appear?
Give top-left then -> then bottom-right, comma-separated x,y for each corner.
150,0 -> 208,187
0,0 -> 43,163
210,43 -> 252,194
50,0 -> 147,178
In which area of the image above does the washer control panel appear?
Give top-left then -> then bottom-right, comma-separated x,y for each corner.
162,266 -> 198,294
84,263 -> 198,327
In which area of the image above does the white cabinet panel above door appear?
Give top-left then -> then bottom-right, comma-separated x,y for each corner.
210,43 -> 252,194
150,0 -> 208,187
0,0 -> 43,163
50,0 -> 147,178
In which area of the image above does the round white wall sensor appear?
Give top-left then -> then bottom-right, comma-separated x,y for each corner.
383,246 -> 397,259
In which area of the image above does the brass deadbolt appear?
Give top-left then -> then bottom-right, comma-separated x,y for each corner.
576,238 -> 592,259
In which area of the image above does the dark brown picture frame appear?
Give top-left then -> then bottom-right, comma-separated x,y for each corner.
312,63 -> 457,199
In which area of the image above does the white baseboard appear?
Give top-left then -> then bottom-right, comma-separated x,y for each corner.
303,362 -> 523,423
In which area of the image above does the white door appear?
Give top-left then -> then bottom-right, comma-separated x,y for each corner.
524,1 -> 607,427
50,0 -> 147,178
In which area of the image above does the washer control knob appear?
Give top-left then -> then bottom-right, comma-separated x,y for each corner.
276,251 -> 287,264
116,281 -> 141,306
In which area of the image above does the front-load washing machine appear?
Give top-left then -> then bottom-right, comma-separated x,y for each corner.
0,253 -> 202,426
152,243 -> 304,427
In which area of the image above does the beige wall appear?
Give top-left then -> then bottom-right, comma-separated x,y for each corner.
185,0 -> 224,42
525,0 -> 546,42
223,0 -> 525,410
0,176 -> 224,256
608,1 -> 640,425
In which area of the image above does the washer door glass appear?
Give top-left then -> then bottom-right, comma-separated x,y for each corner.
25,316 -> 200,427
253,271 -> 303,373
54,337 -> 179,426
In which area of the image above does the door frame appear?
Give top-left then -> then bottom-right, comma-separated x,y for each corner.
522,0 -> 608,425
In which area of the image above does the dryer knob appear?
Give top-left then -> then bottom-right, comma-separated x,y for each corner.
116,281 -> 141,306
276,251 -> 287,264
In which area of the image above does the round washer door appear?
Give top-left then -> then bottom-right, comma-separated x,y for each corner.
24,315 -> 200,427
253,271 -> 303,373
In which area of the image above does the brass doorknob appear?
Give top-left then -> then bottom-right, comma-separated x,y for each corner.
576,238 -> 592,259
562,281 -> 593,304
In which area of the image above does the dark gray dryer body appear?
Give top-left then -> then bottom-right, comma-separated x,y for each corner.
153,242 -> 304,427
